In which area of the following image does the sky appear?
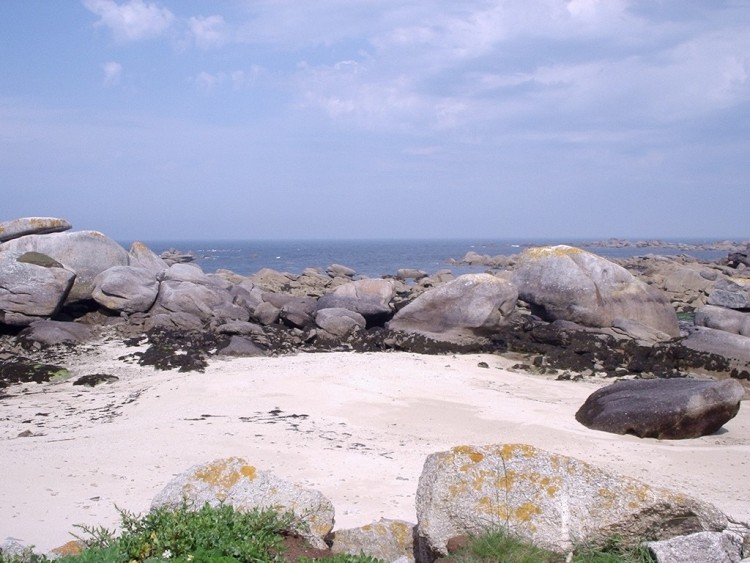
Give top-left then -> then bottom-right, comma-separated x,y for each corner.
1,1 -> 749,241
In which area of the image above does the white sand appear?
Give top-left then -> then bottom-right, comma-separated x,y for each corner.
1,343 -> 748,553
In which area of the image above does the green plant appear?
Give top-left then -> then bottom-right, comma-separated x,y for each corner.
299,555 -> 386,563
571,536 -> 654,563
452,529 -> 562,562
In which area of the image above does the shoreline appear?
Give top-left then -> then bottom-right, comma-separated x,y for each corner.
1,345 -> 748,553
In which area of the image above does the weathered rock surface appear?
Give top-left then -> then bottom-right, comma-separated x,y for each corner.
512,246 -> 679,338
695,305 -> 750,337
317,279 -> 396,325
315,307 -> 367,338
388,274 -> 517,342
18,320 -> 96,346
128,241 -> 168,276
150,457 -> 335,549
0,217 -> 72,243
91,266 -> 159,314
331,519 -> 418,562
575,378 -> 745,439
0,231 -> 129,302
682,327 -> 750,375
708,279 -> 750,310
647,530 -> 744,563
217,335 -> 265,356
416,443 -> 727,555
0,251 -> 76,325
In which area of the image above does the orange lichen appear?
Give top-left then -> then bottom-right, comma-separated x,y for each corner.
194,458 -> 256,490
514,502 -> 542,522
524,245 -> 583,259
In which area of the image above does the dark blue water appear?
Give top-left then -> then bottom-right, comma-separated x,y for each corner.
125,239 -> 731,278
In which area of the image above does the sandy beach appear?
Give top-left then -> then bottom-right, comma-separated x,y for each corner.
1,341 -> 748,553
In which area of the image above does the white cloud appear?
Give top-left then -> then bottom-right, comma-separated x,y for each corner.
83,0 -> 175,42
188,14 -> 228,49
102,61 -> 123,85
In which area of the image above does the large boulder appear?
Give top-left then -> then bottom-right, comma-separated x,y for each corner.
91,266 -> 159,314
151,457 -> 335,549
682,327 -> 750,375
416,444 -> 727,556
387,273 -> 517,341
19,319 -> 96,346
316,279 -> 396,325
0,231 -> 129,302
0,251 -> 75,326
0,217 -> 71,243
128,241 -> 168,276
315,307 -> 367,338
512,246 -> 679,339
574,378 -> 745,439
707,278 -> 750,310
695,305 -> 750,337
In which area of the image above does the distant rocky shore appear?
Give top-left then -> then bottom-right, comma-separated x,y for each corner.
1,216 -> 750,561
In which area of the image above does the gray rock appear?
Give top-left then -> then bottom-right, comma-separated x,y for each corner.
416,443 -> 727,556
217,336 -> 265,356
0,231 -> 129,302
151,279 -> 249,324
262,293 -> 317,328
0,251 -> 75,326
695,305 -> 750,337
145,312 -> 204,331
388,273 -> 517,342
247,268 -> 296,293
512,246 -> 679,338
682,327 -> 750,373
0,217 -> 71,243
19,320 -> 96,346
128,241 -> 168,276
396,268 -> 428,281
647,530 -> 743,563
331,519 -> 418,562
327,263 -> 357,278
215,320 -> 265,336
253,301 -> 281,325
92,266 -> 159,314
151,457 -> 335,549
316,279 -> 396,323
315,307 -> 367,338
708,279 -> 750,310
575,378 -> 745,439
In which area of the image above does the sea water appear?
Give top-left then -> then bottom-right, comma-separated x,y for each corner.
127,239 -> 730,278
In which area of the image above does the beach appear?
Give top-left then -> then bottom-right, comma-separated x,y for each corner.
1,342 -> 748,553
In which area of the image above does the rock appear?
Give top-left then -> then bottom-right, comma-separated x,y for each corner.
647,530 -> 743,563
0,231 -> 129,302
91,266 -> 159,314
331,519 -> 418,562
18,320 -> 96,346
327,263 -> 357,278
0,217 -> 72,243
574,378 -> 745,439
708,279 -> 750,310
217,336 -> 265,356
415,443 -> 726,555
0,358 -> 71,387
512,246 -> 679,338
0,251 -> 76,326
247,268 -> 296,293
388,274 -> 517,342
396,268 -> 428,281
262,293 -> 317,328
695,305 -> 750,337
151,457 -> 334,549
145,312 -> 204,332
682,327 -> 750,374
215,320 -> 265,336
128,241 -> 168,276
315,307 -> 367,338
73,374 -> 119,387
316,279 -> 397,325
253,301 -> 281,325
159,248 -> 196,265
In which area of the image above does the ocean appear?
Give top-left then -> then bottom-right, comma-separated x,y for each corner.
127,239 -> 732,279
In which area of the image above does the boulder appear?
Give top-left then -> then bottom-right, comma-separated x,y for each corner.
708,279 -> 750,310
262,293 -> 317,328
217,336 -> 265,356
416,443 -> 726,556
682,327 -> 750,374
315,307 -> 367,338
91,266 -> 159,314
151,457 -> 335,549
0,251 -> 75,326
388,274 -> 517,342
0,231 -> 129,302
647,530 -> 744,563
574,378 -> 745,439
19,320 -> 96,346
128,241 -> 168,276
326,263 -> 356,278
316,279 -> 396,325
396,268 -> 428,281
695,305 -> 750,337
247,268 -> 296,293
331,519 -> 419,562
0,217 -> 71,243
512,246 -> 679,338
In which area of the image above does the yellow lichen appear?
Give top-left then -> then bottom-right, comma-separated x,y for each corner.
524,245 -> 583,259
514,502 -> 541,522
194,458 -> 256,490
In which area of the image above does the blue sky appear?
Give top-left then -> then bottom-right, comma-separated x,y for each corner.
1,1 -> 748,241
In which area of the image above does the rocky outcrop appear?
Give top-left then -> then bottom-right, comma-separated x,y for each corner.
0,231 -> 129,302
316,279 -> 397,325
512,246 -> 679,339
18,320 -> 96,346
128,241 -> 168,276
415,443 -> 727,556
574,378 -> 745,439
0,217 -> 72,243
708,279 -> 750,310
315,307 -> 367,338
92,266 -> 159,314
150,457 -> 335,549
695,305 -> 750,337
682,327 -> 750,376
0,251 -> 76,326
388,273 -> 517,342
